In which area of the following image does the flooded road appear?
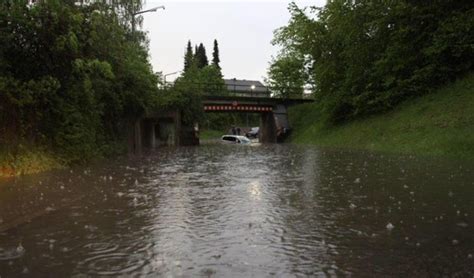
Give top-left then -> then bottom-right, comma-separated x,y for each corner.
0,144 -> 473,277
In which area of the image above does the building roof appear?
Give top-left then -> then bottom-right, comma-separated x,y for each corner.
224,79 -> 268,93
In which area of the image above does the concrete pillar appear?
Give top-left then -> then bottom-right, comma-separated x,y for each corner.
141,120 -> 156,149
150,123 -> 156,148
134,120 -> 142,154
127,119 -> 135,155
175,111 -> 182,146
259,112 -> 277,143
127,118 -> 143,155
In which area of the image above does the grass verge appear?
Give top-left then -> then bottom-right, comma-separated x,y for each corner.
200,129 -> 224,140
0,147 -> 65,178
288,73 -> 474,160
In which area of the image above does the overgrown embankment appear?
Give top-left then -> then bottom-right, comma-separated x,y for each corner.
288,74 -> 474,159
0,147 -> 64,177
0,2 -> 160,177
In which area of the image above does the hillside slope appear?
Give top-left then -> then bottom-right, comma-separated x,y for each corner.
288,74 -> 474,159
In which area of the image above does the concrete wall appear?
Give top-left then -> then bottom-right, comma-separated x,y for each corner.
128,110 -> 198,155
259,112 -> 277,143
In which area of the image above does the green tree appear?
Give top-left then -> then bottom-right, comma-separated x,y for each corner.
195,43 -> 209,69
184,40 -> 194,72
0,0 -> 160,163
212,39 -> 221,69
271,1 -> 474,123
266,54 -> 306,98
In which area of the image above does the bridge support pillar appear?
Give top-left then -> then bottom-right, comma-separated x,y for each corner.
260,112 -> 277,143
142,120 -> 156,149
128,119 -> 142,155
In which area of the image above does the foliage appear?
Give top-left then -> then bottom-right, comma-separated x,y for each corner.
195,43 -> 209,69
212,39 -> 221,69
271,1 -> 473,123
184,40 -> 194,72
288,73 -> 474,159
266,54 -> 306,98
0,0 -> 158,164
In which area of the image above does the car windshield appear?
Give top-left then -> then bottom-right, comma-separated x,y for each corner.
236,136 -> 250,143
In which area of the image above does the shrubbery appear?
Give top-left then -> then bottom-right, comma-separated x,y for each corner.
270,1 -> 473,123
0,1 -> 159,164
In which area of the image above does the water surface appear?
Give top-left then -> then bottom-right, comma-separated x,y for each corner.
0,144 -> 473,276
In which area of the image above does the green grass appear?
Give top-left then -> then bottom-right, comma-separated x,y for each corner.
288,73 -> 474,159
200,129 -> 224,140
0,146 -> 64,177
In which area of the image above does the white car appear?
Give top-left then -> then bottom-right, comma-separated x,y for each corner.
221,135 -> 251,144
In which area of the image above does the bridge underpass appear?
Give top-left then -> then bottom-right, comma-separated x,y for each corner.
127,80 -> 313,153
202,95 -> 311,143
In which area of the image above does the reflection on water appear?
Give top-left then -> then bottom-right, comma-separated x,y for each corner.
0,144 -> 473,276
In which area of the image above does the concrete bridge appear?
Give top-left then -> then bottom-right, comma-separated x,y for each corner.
202,95 -> 312,143
127,80 -> 313,154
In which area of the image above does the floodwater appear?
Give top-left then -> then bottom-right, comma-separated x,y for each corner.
0,144 -> 473,277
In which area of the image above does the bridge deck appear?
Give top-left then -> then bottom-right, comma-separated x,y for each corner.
202,95 -> 314,106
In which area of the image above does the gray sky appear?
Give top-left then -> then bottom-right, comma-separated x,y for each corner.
141,1 -> 326,82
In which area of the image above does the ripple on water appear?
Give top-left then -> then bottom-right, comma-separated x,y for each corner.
76,253 -> 147,276
83,242 -> 119,255
0,245 -> 25,261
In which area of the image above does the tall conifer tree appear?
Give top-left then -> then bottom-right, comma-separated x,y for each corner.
212,39 -> 220,69
184,40 -> 194,72
195,43 -> 209,69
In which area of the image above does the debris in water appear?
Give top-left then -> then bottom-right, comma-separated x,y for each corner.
349,203 -> 357,209
354,178 -> 360,184
386,223 -> 394,230
16,243 -> 24,254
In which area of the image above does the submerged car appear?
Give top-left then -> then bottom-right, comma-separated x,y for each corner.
221,135 -> 251,144
245,127 -> 259,139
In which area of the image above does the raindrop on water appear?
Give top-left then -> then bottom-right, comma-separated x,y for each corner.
16,243 -> 24,253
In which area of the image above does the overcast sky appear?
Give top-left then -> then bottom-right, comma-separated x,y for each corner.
141,0 -> 326,82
